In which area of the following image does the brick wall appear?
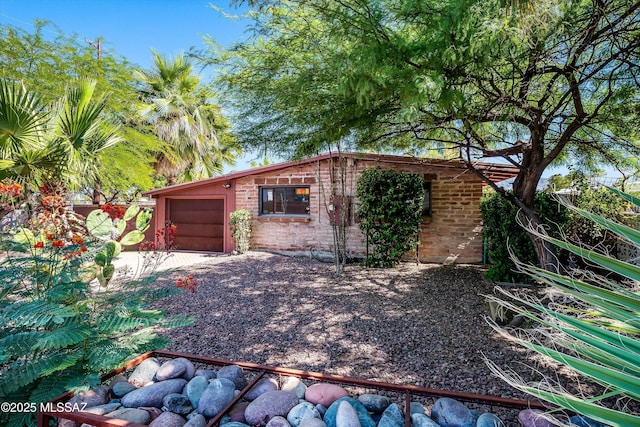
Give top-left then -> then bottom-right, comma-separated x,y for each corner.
234,158 -> 484,263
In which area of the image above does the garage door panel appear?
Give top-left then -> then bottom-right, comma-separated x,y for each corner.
174,237 -> 224,252
169,199 -> 224,252
175,223 -> 224,237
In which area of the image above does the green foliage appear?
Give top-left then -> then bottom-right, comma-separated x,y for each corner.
0,21 -> 158,198
135,50 -> 240,184
219,0 -> 640,267
229,209 -> 252,254
356,167 -> 424,267
486,187 -> 640,426
0,182 -> 193,427
481,191 -> 567,282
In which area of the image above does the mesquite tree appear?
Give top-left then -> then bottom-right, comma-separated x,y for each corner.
220,0 -> 640,272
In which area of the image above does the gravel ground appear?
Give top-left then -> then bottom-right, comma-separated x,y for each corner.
147,251 -> 570,411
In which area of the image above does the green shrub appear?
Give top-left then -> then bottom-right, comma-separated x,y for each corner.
229,209 -> 252,254
356,167 -> 424,267
0,181 -> 193,427
481,191 -> 567,282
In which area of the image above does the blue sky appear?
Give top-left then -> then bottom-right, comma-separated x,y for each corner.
0,0 -> 249,70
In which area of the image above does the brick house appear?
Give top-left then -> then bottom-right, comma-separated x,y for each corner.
144,152 -> 518,263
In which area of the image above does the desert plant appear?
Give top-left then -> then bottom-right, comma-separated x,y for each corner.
481,191 -> 567,282
0,181 -> 193,427
485,187 -> 640,426
229,209 -> 252,254
356,167 -> 424,267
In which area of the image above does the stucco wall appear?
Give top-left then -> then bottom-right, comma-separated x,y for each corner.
234,157 -> 484,264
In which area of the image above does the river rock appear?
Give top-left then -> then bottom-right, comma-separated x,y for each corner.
569,415 -> 608,427
140,406 -> 163,421
218,365 -> 247,389
197,378 -> 237,417
267,415 -> 292,427
336,401 -> 361,427
409,402 -> 425,415
244,390 -> 299,426
226,401 -> 250,423
184,414 -> 207,427
105,407 -> 151,424
300,418 -> 328,427
149,411 -> 186,427
378,403 -> 404,427
121,378 -> 187,408
82,402 -> 121,415
288,401 -> 322,427
112,381 -> 137,397
281,376 -> 307,399
156,357 -> 196,381
221,423 -> 251,427
195,369 -> 217,380
518,409 -> 558,427
430,398 -> 474,427
129,358 -> 162,386
186,375 -> 209,408
324,397 -> 376,427
476,413 -> 505,427
410,413 -> 440,427
305,383 -> 349,407
68,385 -> 109,408
163,392 -> 193,414
357,394 -> 390,414
246,378 -> 280,401
183,414 -> 207,427
315,404 -> 327,417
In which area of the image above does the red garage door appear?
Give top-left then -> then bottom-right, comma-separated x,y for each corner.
168,199 -> 224,252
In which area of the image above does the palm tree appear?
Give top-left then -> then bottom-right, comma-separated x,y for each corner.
0,78 -> 121,191
135,50 -> 238,185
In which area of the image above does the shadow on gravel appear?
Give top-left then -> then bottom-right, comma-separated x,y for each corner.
149,251 -> 569,405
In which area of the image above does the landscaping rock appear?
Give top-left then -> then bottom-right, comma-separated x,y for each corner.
129,357 -> 161,386
357,394 -> 390,414
300,418 -> 328,427
267,415 -> 293,427
217,364 -> 247,389
281,376 -> 307,399
163,392 -> 193,414
305,383 -> 349,407
377,403 -> 404,427
197,378 -> 237,417
121,378 -> 187,408
244,390 -> 299,426
246,377 -> 279,401
82,402 -> 121,415
221,423 -> 252,427
409,402 -> 425,416
324,397 -> 376,427
149,411 -> 186,427
195,369 -> 217,380
184,414 -> 207,427
430,398 -> 475,427
140,406 -> 163,421
156,357 -> 196,381
287,401 -> 322,427
517,409 -> 558,427
476,413 -> 505,427
228,401 -> 250,423
186,375 -> 209,408
68,385 -> 109,408
336,401 -> 361,427
105,407 -> 151,424
112,381 -> 137,397
410,413 -> 440,427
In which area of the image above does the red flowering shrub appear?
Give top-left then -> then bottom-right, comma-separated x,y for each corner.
176,275 -> 197,293
100,202 -> 126,220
